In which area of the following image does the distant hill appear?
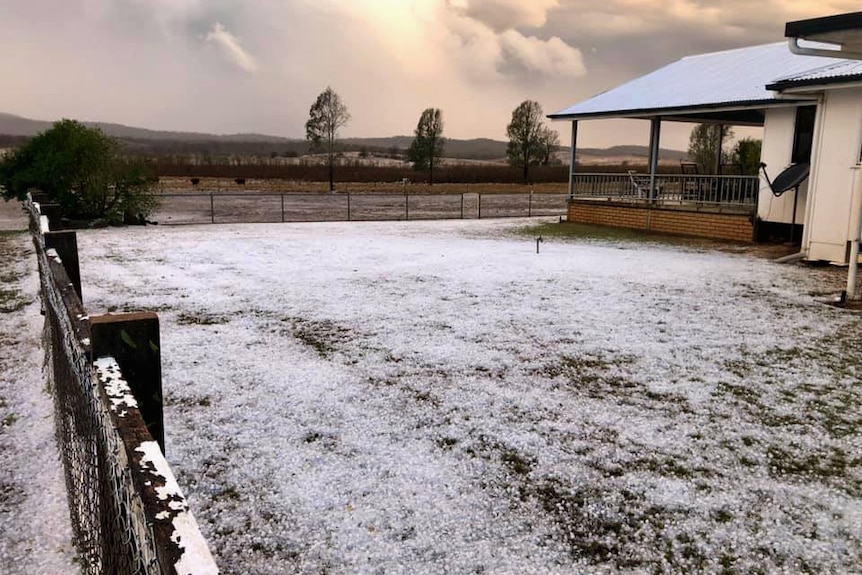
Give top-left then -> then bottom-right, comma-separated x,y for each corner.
0,112 -> 687,162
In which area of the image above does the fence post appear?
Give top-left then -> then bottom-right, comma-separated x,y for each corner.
89,313 -> 165,453
529,190 -> 533,217
478,194 -> 482,219
347,193 -> 351,221
37,202 -> 63,231
210,194 -> 215,224
405,191 -> 409,221
281,193 -> 285,223
461,194 -> 464,219
45,231 -> 82,301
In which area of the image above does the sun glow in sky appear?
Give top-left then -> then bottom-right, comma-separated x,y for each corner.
0,0 -> 859,148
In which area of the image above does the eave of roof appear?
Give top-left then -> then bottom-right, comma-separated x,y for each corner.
549,100 -> 800,123
785,12 -> 862,40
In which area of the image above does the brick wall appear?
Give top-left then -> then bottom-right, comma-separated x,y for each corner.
567,201 -> 754,242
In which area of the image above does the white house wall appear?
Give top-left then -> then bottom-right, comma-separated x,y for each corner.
758,107 -> 809,226
805,86 -> 862,264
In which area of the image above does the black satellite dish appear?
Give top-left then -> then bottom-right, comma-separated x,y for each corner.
759,162 -> 810,243
761,162 -> 810,197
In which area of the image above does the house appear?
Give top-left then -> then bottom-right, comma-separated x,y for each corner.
549,12 -> 862,264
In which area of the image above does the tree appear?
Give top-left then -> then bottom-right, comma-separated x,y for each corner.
687,124 -> 734,173
0,119 -> 156,224
732,137 -> 762,175
407,108 -> 445,184
305,86 -> 350,192
537,126 -> 560,166
506,100 -> 546,183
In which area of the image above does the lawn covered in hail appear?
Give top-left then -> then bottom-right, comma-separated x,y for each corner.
79,219 -> 861,574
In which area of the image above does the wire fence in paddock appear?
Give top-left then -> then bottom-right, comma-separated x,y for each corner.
27,197 -> 218,575
149,191 -> 569,225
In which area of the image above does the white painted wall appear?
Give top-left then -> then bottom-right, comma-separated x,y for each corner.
758,107 -> 809,226
804,86 -> 862,263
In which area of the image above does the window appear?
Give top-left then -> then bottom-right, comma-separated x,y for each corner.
791,106 -> 816,164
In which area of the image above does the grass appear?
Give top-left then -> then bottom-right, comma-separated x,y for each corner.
283,317 -> 352,359
516,221 -> 799,259
80,220 -> 861,573
176,311 -> 230,325
0,232 -> 30,314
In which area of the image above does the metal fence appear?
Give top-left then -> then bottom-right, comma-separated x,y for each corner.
27,197 -> 218,575
571,173 -> 760,208
149,191 -> 568,225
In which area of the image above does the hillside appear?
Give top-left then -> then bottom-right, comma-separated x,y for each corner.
0,112 -> 688,162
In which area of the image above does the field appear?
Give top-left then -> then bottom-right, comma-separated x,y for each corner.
78,219 -> 861,574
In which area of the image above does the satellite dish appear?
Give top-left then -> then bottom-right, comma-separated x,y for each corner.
760,162 -> 810,197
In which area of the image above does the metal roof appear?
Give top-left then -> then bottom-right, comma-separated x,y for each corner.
768,59 -> 862,89
549,42 -> 852,122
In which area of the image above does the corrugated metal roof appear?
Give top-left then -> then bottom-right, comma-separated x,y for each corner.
549,42 -> 853,121
768,59 -> 862,89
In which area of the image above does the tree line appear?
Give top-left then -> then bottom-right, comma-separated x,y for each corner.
304,86 -> 561,190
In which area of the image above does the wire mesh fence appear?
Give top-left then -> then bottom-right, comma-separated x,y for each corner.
27,197 -> 218,575
149,191 -> 569,225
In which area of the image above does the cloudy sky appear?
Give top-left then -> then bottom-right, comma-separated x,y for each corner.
1,1 -> 859,149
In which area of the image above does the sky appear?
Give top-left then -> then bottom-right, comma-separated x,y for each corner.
1,1 -> 859,149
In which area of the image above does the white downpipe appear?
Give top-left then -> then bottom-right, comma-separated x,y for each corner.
846,163 -> 862,299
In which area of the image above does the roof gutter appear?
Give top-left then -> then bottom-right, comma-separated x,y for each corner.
787,37 -> 862,61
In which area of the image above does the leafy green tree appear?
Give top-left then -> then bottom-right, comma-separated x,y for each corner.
407,108 -> 445,185
506,100 -> 546,183
305,86 -> 350,192
687,124 -> 734,173
732,137 -> 762,175
0,119 -> 156,223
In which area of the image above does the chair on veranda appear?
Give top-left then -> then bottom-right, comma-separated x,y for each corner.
680,162 -> 699,200
719,163 -> 743,175
627,170 -> 661,200
680,161 -> 699,175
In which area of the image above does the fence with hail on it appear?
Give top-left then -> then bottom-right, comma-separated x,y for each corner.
26,193 -> 219,575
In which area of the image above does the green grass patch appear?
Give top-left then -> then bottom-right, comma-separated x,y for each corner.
515,222 -> 734,249
516,222 -> 668,243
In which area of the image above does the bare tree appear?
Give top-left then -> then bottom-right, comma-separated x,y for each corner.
538,125 -> 560,165
687,124 -> 734,174
506,100 -> 545,183
407,108 -> 445,185
306,86 -> 350,191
